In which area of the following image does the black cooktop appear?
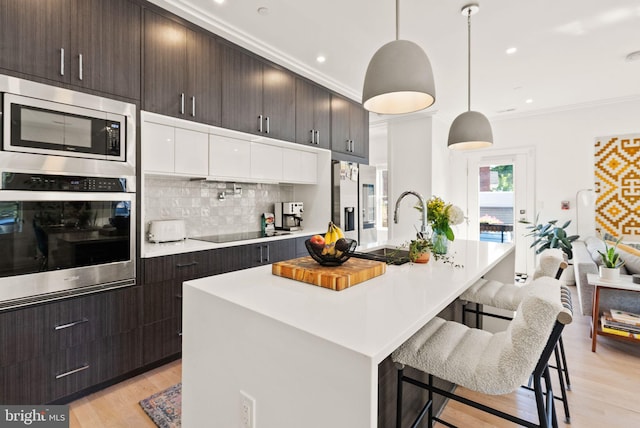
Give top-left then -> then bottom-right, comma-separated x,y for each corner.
192,231 -> 291,243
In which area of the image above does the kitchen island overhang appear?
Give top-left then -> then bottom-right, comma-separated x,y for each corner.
181,239 -> 515,427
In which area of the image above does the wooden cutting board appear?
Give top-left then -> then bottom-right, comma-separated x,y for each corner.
272,256 -> 386,291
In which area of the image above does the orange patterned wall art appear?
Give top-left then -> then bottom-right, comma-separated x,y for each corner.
594,133 -> 640,239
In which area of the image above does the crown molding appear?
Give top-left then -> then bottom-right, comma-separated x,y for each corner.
489,94 -> 640,122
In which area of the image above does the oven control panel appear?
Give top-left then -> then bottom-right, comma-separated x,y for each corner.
1,172 -> 127,192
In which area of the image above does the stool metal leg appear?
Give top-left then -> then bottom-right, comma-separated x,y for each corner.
558,336 -> 571,389
396,368 -> 404,428
553,344 -> 570,423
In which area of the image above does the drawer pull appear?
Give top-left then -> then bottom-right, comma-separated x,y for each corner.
55,364 -> 90,379
178,331 -> 183,337
175,294 -> 183,299
54,318 -> 89,330
176,261 -> 198,268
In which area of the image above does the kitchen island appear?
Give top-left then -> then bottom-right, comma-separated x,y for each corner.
181,239 -> 514,427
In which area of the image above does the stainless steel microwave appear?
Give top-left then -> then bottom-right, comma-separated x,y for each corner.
3,93 -> 126,162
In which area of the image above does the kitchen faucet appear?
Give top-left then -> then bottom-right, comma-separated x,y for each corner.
393,190 -> 428,236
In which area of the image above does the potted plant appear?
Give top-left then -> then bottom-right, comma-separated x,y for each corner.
597,237 -> 625,281
409,237 -> 431,264
523,215 -> 579,259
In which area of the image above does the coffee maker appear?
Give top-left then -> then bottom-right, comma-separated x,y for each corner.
275,202 -> 303,231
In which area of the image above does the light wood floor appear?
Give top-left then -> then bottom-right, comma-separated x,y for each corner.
69,285 -> 640,427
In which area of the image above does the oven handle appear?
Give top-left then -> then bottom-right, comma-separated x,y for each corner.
0,190 -> 136,201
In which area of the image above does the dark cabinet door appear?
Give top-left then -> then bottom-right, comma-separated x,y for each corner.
331,94 -> 370,161
221,45 -> 263,135
186,29 -> 221,126
262,63 -> 295,141
265,240 -> 295,264
331,94 -> 352,155
72,0 -> 141,98
144,9 -> 187,117
0,0 -> 70,83
222,45 -> 295,140
349,102 -> 369,159
295,79 -> 330,149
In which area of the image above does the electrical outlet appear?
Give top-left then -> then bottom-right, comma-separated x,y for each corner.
240,391 -> 255,428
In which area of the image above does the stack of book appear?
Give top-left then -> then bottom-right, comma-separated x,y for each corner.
601,309 -> 640,339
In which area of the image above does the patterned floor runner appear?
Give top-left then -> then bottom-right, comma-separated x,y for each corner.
139,383 -> 182,428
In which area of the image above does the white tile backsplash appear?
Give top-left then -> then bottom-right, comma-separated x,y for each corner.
144,177 -> 294,237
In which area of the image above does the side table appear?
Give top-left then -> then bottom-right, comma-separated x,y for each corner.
586,273 -> 640,352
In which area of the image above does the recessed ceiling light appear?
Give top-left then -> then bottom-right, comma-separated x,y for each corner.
506,47 -> 517,55
525,98 -> 533,104
257,7 -> 269,16
316,55 -> 326,63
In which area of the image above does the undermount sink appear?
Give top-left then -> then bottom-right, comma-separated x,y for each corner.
352,246 -> 411,265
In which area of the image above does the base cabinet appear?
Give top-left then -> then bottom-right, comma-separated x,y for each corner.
0,286 -> 141,405
140,239 -> 296,364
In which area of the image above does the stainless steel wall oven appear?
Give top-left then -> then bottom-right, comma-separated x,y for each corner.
0,75 -> 136,309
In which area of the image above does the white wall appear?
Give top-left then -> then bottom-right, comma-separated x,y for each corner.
387,115 -> 433,240
448,98 -> 640,241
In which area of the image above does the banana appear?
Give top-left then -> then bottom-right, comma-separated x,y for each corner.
333,223 -> 345,239
322,221 -> 338,256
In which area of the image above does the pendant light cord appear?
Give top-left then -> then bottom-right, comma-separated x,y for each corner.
395,0 -> 399,40
467,8 -> 471,112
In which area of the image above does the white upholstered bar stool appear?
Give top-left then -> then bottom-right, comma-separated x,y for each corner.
458,248 -> 572,422
392,277 -> 573,428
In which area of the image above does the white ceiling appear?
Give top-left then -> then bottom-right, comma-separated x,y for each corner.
152,0 -> 640,121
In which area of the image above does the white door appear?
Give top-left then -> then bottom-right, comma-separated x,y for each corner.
466,148 -> 535,276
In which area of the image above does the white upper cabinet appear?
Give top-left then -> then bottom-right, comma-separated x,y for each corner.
209,134 -> 251,179
142,112 -> 321,184
282,148 -> 317,184
142,121 -> 208,176
175,128 -> 209,176
250,142 -> 283,182
142,122 -> 174,173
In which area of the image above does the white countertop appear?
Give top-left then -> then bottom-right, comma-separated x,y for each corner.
142,229 -> 322,258
185,238 -> 514,363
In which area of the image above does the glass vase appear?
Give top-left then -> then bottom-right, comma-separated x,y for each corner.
431,229 -> 449,255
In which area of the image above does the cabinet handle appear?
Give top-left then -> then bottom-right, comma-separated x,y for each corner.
258,245 -> 263,263
54,318 -> 89,331
258,115 -> 263,133
191,96 -> 196,117
78,53 -> 83,81
266,116 -> 270,134
176,261 -> 198,268
350,140 -> 355,152
265,245 -> 270,262
346,139 -> 350,152
180,93 -> 185,115
175,294 -> 183,299
310,129 -> 315,144
178,331 -> 183,337
315,130 -> 320,145
56,364 -> 90,379
60,48 -> 65,76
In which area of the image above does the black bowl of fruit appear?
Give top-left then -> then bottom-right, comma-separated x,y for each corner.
306,222 -> 357,266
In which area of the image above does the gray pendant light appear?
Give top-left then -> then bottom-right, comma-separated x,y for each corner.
362,0 -> 436,115
448,3 -> 493,150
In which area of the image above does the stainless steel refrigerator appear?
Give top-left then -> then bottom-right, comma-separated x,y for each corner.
332,161 -> 378,246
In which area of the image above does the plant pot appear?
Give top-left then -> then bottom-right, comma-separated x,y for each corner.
599,266 -> 620,281
411,252 -> 430,264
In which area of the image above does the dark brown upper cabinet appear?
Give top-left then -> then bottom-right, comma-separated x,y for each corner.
295,78 -> 331,149
143,9 -> 221,126
0,0 -> 141,99
221,45 -> 295,142
331,94 -> 370,162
